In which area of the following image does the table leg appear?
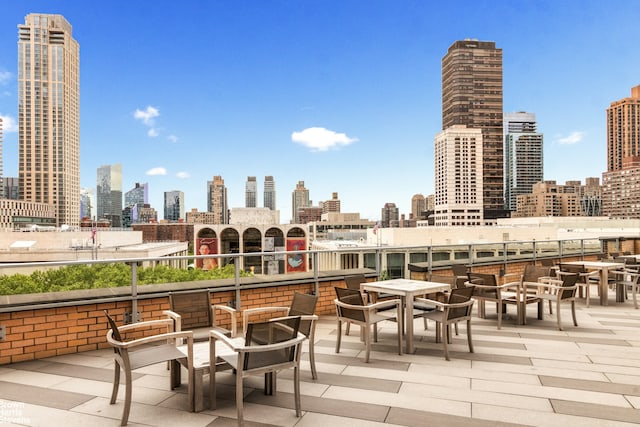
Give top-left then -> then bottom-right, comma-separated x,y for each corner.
405,296 -> 414,354
600,270 -> 608,306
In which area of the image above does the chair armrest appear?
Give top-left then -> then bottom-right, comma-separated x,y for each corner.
212,304 -> 239,337
210,329 -> 245,350
414,297 -> 474,310
163,310 -> 182,331
107,328 -> 194,349
369,298 -> 402,311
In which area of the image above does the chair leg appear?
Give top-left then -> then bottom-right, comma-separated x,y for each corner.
466,319 -> 474,354
633,285 -> 639,309
556,300 -> 563,331
571,301 -> 578,326
364,324 -> 371,363
497,300 -> 503,330
442,321 -> 450,361
346,320 -> 351,336
122,365 -> 132,426
293,365 -> 301,417
585,284 -> 590,308
236,370 -> 244,426
308,338 -> 318,380
335,319 -> 342,354
110,361 -> 120,404
434,321 -> 441,343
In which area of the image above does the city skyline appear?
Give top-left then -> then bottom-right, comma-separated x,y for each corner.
1,2 -> 639,222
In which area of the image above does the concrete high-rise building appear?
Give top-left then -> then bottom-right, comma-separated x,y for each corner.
322,192 -> 341,214
603,85 -> 640,219
96,164 -> 122,227
606,85 -> 640,173
291,181 -> 310,223
263,175 -> 276,210
207,175 -> 228,224
411,194 -> 426,220
513,179 -> 602,218
442,39 -> 504,222
245,176 -> 257,208
504,112 -> 544,212
18,14 -> 80,227
164,190 -> 184,222
381,202 -> 399,227
434,125 -> 484,226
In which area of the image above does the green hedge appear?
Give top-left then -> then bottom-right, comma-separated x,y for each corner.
0,264 -> 250,295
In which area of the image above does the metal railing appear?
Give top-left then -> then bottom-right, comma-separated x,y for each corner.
0,237 -> 611,317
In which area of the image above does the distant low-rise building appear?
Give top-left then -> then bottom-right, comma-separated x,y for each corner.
513,179 -> 602,218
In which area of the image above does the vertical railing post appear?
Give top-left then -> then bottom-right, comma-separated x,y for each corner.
234,255 -> 241,310
131,261 -> 138,323
312,251 -> 319,295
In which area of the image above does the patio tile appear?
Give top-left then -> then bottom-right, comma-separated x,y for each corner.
551,399 -> 640,424
539,375 -> 640,396
385,406 -> 521,427
245,390 -> 390,423
295,412 -> 399,427
0,380 -> 93,410
472,378 -> 630,407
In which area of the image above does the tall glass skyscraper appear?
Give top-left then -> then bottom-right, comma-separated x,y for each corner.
18,14 -> 80,226
164,190 -> 184,222
96,164 -> 122,227
263,175 -> 276,210
503,112 -> 543,212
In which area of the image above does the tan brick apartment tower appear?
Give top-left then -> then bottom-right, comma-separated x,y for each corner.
603,85 -> 640,219
442,40 -> 505,223
18,14 -> 80,227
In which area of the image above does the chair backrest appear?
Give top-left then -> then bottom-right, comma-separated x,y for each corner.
451,264 -> 468,277
447,286 -> 474,320
610,252 -> 620,258
345,274 -> 366,291
622,251 -> 631,256
467,272 -> 498,297
288,292 -> 318,337
428,274 -> 457,287
244,316 -> 301,370
523,265 -> 552,282
334,287 -> 366,322
560,264 -> 587,283
168,290 -> 212,329
540,259 -> 555,267
104,310 -> 123,356
558,273 -> 579,299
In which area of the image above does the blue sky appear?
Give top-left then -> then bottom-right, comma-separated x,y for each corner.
1,1 -> 639,222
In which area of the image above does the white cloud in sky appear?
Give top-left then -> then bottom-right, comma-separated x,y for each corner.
176,171 -> 190,179
0,71 -> 11,85
133,106 -> 159,126
147,128 -> 159,137
291,127 -> 358,152
557,131 -> 585,145
167,134 -> 178,143
0,114 -> 18,132
146,167 -> 167,176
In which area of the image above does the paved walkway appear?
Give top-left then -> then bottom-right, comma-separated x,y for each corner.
1,291 -> 640,426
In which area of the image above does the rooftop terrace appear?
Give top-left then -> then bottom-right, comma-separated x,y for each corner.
1,295 -> 639,426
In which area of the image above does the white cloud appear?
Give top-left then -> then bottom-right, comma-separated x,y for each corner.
176,171 -> 190,179
146,167 -> 167,176
147,128 -> 159,137
167,134 -> 178,143
557,131 -> 585,145
0,114 -> 18,132
291,127 -> 358,152
133,106 -> 159,126
0,71 -> 11,85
